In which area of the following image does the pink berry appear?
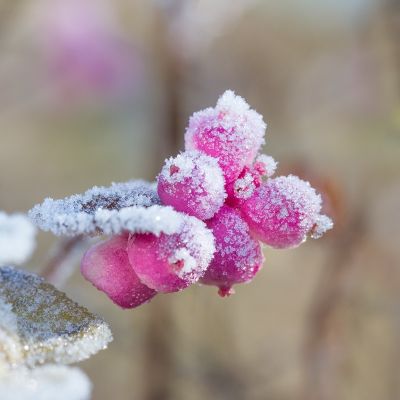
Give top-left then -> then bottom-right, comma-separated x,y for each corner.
127,217 -> 215,293
185,90 -> 266,184
157,151 -> 226,220
200,205 -> 263,296
81,235 -> 156,308
240,175 -> 328,249
226,155 -> 277,207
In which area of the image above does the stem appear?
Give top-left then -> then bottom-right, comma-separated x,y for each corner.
41,236 -> 85,287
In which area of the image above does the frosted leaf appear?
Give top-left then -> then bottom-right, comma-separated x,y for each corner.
0,213 -> 36,265
185,90 -> 267,184
0,266 -> 112,368
311,214 -> 334,239
0,365 -> 91,400
29,180 -> 160,236
94,205 -> 192,236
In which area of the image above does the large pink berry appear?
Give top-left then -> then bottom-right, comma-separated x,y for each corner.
81,235 -> 156,308
240,175 -> 331,249
157,151 -> 226,220
185,90 -> 266,184
200,205 -> 263,297
127,217 -> 215,293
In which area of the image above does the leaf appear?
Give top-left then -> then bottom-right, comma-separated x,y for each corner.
0,266 -> 112,368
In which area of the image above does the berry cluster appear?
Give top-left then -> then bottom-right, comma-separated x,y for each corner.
32,91 -> 333,309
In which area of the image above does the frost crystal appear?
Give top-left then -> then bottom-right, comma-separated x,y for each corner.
0,266 -> 112,368
29,180 -> 160,236
255,154 -> 278,178
0,365 -> 92,400
0,213 -> 36,266
311,214 -> 334,239
185,90 -> 266,183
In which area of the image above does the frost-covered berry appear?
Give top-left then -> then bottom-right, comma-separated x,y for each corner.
81,235 -> 156,308
226,155 -> 277,207
240,175 -> 332,249
157,151 -> 226,220
127,217 -> 215,293
185,90 -> 266,184
200,205 -> 263,296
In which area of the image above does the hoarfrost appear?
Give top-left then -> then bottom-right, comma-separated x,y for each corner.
0,365 -> 91,400
29,180 -> 160,236
0,266 -> 112,368
0,213 -> 36,265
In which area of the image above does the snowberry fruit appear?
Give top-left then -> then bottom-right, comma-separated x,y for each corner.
185,90 -> 266,184
226,155 -> 277,207
127,217 -> 215,293
81,235 -> 157,308
157,151 -> 226,220
240,175 -> 332,249
200,205 -> 263,297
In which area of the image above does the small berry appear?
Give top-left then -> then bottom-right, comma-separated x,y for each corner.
226,155 -> 277,207
185,90 -> 266,184
127,217 -> 215,293
157,151 -> 226,220
240,175 -> 331,249
81,235 -> 156,309
200,205 -> 263,295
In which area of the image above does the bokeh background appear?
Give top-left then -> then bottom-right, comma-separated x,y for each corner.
1,0 -> 399,399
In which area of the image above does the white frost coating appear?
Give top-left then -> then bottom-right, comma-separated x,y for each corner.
169,248 -> 196,278
95,205 -> 185,237
311,214 -> 334,239
163,215 -> 216,283
29,180 -> 160,236
0,213 -> 36,265
234,173 -> 256,199
0,365 -> 91,400
0,266 -> 112,368
256,154 -> 278,177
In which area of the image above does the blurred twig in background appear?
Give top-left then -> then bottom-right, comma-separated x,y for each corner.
41,235 -> 86,287
303,205 -> 366,400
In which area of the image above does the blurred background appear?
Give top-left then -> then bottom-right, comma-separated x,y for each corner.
0,0 -> 399,399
